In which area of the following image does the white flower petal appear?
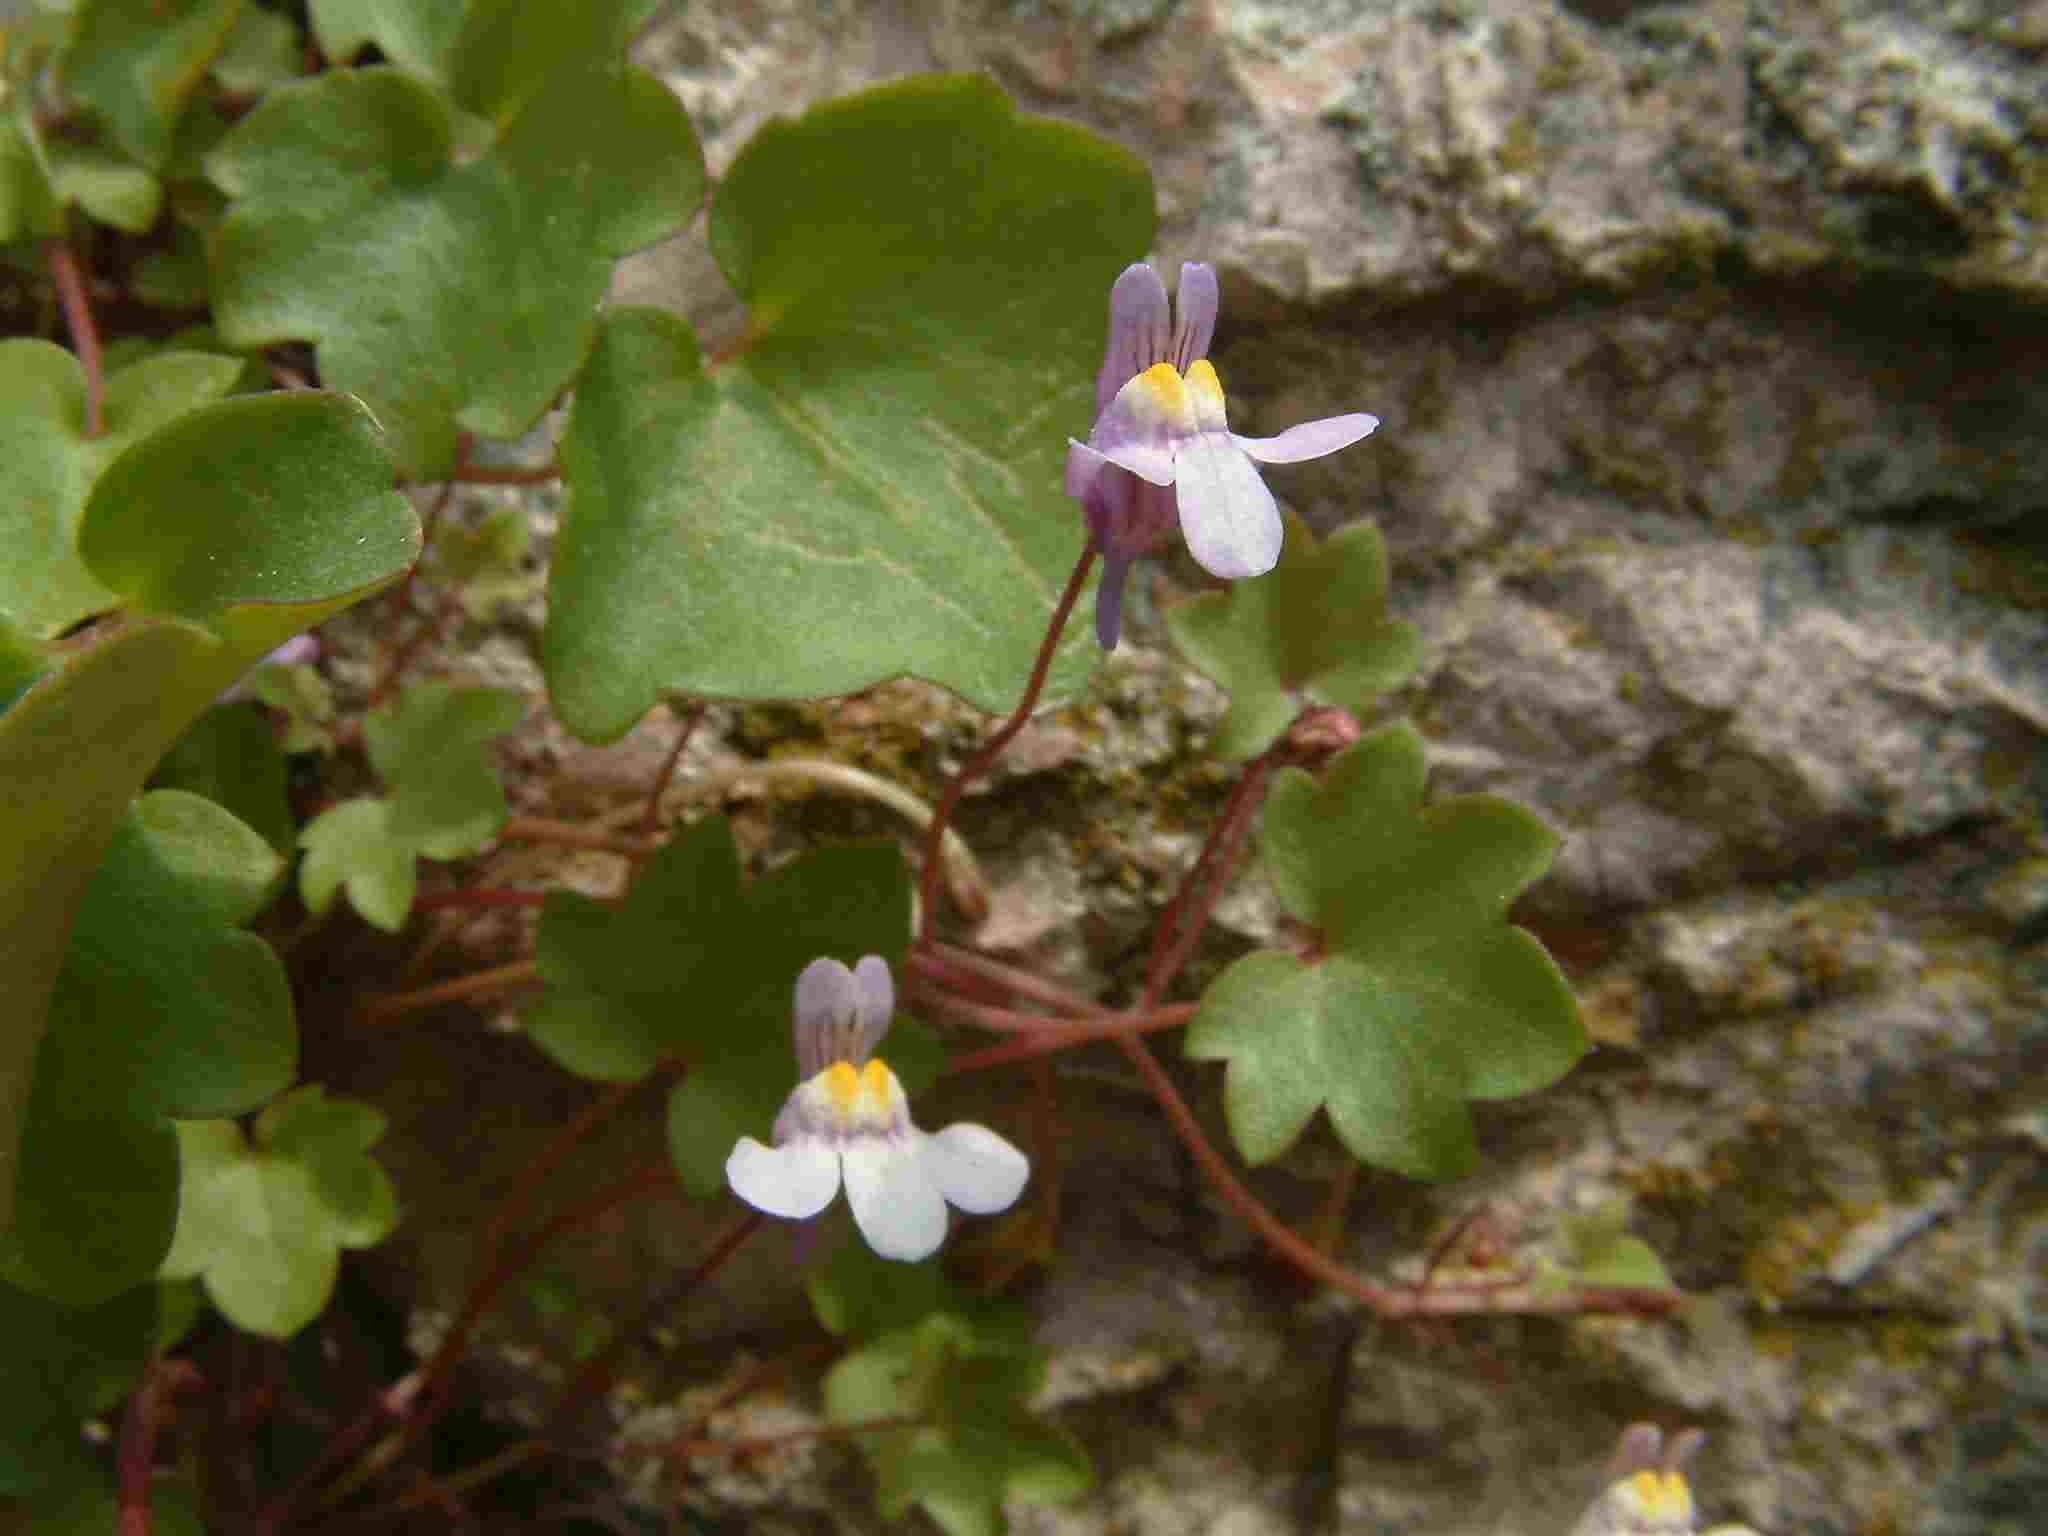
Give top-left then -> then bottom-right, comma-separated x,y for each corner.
1174,431 -> 1283,579
842,1135 -> 948,1261
726,1135 -> 841,1220
1234,412 -> 1379,464
926,1123 -> 1030,1215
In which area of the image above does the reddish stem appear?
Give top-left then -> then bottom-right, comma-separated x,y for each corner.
915,547 -> 1096,938
444,460 -> 560,485
499,815 -> 661,859
1142,748 -> 1274,1006
48,237 -> 103,436
116,1361 -> 186,1536
359,960 -> 538,1020
252,1374 -> 418,1535
942,1003 -> 1196,1074
640,700 -> 706,838
1112,1029 -> 1677,1318
907,943 -> 1100,1018
547,1208 -> 765,1432
412,887 -> 548,913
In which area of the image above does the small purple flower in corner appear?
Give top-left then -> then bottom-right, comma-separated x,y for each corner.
725,956 -> 1030,1262
1066,261 -> 1379,648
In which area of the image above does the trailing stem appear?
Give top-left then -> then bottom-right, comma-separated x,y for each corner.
914,546 -> 1096,940
47,236 -> 103,437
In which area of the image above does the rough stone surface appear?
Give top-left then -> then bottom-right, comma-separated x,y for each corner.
305,3 -> 2048,1535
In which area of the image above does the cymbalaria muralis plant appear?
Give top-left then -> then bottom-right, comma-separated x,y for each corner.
0,4 -> 1680,1533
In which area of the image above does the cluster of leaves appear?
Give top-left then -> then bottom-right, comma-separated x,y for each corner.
0,0 -> 1624,1530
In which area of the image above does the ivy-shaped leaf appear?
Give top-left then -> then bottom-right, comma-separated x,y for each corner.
434,504 -> 537,618
0,390 -> 414,1247
3,793 -> 295,1303
298,681 -> 525,931
0,1279 -> 156,1499
1184,724 -> 1585,1181
209,0 -> 703,475
1166,512 -> 1422,760
824,1310 -> 1089,1536
543,73 -> 1154,736
309,0 -> 464,80
1534,1200 -> 1675,1294
247,660 -> 337,755
159,1085 -> 398,1338
524,817 -> 912,1194
0,341 -> 244,638
63,0 -> 243,171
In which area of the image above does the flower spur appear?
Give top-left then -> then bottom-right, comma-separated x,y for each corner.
1065,260 -> 1380,648
725,955 -> 1030,1261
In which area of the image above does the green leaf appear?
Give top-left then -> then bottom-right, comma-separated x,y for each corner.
64,0 -> 244,171
1184,724 -> 1585,1180
825,1312 -> 1089,1536
5,797 -> 295,1303
525,817 -> 913,1194
1166,512 -> 1422,760
542,73 -> 1154,738
210,3 -> 300,93
81,392 -> 417,623
1552,1200 -> 1675,1291
432,504 -> 536,618
45,137 -> 163,232
299,799 -> 414,932
131,787 -> 284,925
0,1280 -> 155,1499
296,681 -> 524,931
0,396 -> 415,1248
309,0 -> 467,81
151,702 -> 297,852
0,341 -> 244,638
209,1 -> 704,477
0,111 -> 64,244
247,661 -> 336,754
159,1086 -> 397,1337
808,1243 -> 949,1340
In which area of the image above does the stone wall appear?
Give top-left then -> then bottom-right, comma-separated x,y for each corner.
332,3 -> 2047,1532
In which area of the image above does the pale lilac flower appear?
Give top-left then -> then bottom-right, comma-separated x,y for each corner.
1569,1424 -> 1711,1536
725,956 -> 1029,1261
1065,261 -> 1379,648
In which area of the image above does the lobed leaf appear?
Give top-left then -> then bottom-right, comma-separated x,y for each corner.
63,0 -> 243,170
0,341 -> 244,638
297,681 -> 525,931
209,0 -> 703,476
4,795 -> 295,1303
0,390 -> 414,1248
1184,724 -> 1585,1180
1166,512 -> 1422,760
543,73 -> 1153,736
159,1086 -> 398,1338
525,818 -> 912,1195
825,1311 -> 1089,1536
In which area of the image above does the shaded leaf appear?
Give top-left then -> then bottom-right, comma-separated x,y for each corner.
526,818 -> 912,1194
543,74 -> 1153,736
0,341 -> 243,638
1166,512 -> 1421,760
4,797 -> 295,1303
210,1 -> 703,475
0,1280 -> 155,1499
0,396 -> 414,1247
825,1311 -> 1089,1536
309,0 -> 464,79
1184,724 -> 1585,1180
297,681 -> 524,931
160,1085 -> 398,1337
64,0 -> 243,170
